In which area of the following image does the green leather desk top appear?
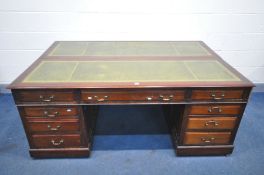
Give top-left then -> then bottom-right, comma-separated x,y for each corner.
48,41 -> 211,57
23,60 -> 240,83
8,41 -> 254,88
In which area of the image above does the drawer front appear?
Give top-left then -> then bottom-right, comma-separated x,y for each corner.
186,117 -> 237,130
191,89 -> 244,101
14,90 -> 77,104
81,90 -> 185,103
183,132 -> 231,145
23,106 -> 79,118
189,104 -> 242,115
31,134 -> 81,148
27,120 -> 80,133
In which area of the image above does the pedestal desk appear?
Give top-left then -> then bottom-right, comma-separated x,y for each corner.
7,41 -> 254,158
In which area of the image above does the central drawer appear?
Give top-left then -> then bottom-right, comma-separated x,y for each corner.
81,90 -> 185,103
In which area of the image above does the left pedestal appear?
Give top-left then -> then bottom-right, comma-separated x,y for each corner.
12,89 -> 97,158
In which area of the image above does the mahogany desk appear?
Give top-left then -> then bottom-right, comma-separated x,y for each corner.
7,41 -> 254,158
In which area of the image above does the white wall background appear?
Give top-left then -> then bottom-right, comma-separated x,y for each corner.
0,0 -> 264,84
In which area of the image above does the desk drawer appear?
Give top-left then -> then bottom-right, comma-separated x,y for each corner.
27,120 -> 80,133
186,117 -> 237,130
189,104 -> 242,115
14,90 -> 77,104
191,89 -> 244,101
81,90 -> 185,103
183,132 -> 231,145
31,134 -> 81,148
22,106 -> 79,118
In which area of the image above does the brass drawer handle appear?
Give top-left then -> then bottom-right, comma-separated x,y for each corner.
208,106 -> 222,113
88,96 -> 109,102
205,120 -> 219,127
51,139 -> 64,146
47,125 -> 61,131
95,95 -> 108,102
43,111 -> 59,118
210,92 -> 225,100
146,97 -> 153,101
201,137 -> 215,143
159,95 -> 174,101
39,95 -> 54,102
